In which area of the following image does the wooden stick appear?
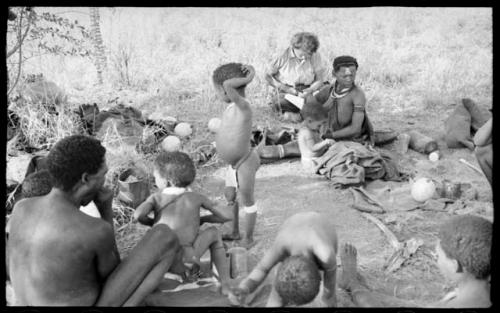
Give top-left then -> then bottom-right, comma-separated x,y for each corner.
361,213 -> 401,250
459,158 -> 483,174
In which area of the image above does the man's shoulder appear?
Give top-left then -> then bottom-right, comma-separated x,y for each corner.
79,216 -> 114,240
351,85 -> 366,97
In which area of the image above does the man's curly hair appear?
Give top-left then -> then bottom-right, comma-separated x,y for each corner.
301,101 -> 329,121
154,151 -> 196,188
22,170 -> 53,198
47,135 -> 106,191
275,255 -> 321,306
212,62 -> 246,87
438,215 -> 492,279
291,32 -> 319,54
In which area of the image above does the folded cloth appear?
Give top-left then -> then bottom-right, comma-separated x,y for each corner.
349,186 -> 386,213
314,141 -> 403,187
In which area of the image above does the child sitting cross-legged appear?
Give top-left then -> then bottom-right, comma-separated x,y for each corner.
133,151 -> 233,294
297,101 -> 336,173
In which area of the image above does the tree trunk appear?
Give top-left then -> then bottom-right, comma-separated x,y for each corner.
89,7 -> 107,85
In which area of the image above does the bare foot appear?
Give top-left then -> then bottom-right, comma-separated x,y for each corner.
222,232 -> 241,241
339,243 -> 359,291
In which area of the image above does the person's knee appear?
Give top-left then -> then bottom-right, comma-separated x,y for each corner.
224,186 -> 237,204
205,226 -> 222,243
475,145 -> 490,161
475,146 -> 485,159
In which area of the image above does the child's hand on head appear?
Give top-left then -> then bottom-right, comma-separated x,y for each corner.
241,64 -> 255,79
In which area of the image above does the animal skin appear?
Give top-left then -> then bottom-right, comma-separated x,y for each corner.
444,102 -> 475,150
461,98 -> 491,133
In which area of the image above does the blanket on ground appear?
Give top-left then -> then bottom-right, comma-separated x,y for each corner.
314,141 -> 405,187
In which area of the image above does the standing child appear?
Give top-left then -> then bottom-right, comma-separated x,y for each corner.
133,151 -> 233,294
212,63 -> 260,248
297,102 -> 336,173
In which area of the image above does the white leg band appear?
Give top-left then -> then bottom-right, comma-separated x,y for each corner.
225,166 -> 238,188
244,204 -> 260,214
277,145 -> 285,159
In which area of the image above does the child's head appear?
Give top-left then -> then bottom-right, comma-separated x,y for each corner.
274,255 -> 321,306
22,170 -> 53,198
301,102 -> 328,131
153,151 -> 196,189
212,63 -> 247,102
436,215 -> 491,282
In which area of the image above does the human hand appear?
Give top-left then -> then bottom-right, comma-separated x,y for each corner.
93,186 -> 114,207
324,138 -> 336,146
287,87 -> 299,96
241,64 -> 255,80
298,89 -> 312,98
227,285 -> 250,307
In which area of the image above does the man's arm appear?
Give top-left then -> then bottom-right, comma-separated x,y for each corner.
324,110 -> 365,140
223,64 -> 255,111
473,117 -> 492,147
94,222 -> 121,281
133,195 -> 156,227
93,187 -> 115,229
324,91 -> 366,140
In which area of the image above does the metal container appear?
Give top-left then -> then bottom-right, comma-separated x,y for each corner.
228,247 -> 248,279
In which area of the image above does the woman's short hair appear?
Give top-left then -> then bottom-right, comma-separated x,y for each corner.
290,32 -> 319,54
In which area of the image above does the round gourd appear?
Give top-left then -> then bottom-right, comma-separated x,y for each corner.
208,117 -> 221,133
174,122 -> 192,137
161,135 -> 181,152
411,178 -> 436,202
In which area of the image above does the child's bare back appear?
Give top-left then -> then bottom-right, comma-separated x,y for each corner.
154,192 -> 203,247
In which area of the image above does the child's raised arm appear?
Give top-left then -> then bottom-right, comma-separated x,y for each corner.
223,64 -> 255,110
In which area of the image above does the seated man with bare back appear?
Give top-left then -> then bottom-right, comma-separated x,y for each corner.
227,212 -> 338,307
339,215 -> 491,308
133,151 -> 233,293
7,135 -> 181,306
213,63 -> 261,248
